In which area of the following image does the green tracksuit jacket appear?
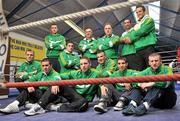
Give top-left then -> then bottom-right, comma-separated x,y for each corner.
60,68 -> 99,102
110,69 -> 138,91
78,38 -> 98,59
26,69 -> 61,90
96,58 -> 117,77
44,34 -> 66,58
97,34 -> 119,59
120,29 -> 136,56
17,60 -> 42,80
128,15 -> 157,51
133,65 -> 173,89
58,50 -> 80,73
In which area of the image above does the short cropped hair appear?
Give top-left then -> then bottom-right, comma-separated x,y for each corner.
118,56 -> 128,63
80,57 -> 91,64
148,53 -> 162,60
41,58 -> 52,65
136,5 -> 146,11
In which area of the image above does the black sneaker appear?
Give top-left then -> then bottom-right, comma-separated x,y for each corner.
134,104 -> 147,116
122,104 -> 136,116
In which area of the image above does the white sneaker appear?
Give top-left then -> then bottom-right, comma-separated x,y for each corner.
0,103 -> 19,114
46,103 -> 63,111
114,101 -> 124,111
94,102 -> 107,113
24,102 -> 35,109
24,104 -> 45,116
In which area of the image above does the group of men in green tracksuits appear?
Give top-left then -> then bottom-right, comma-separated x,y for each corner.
0,5 -> 177,117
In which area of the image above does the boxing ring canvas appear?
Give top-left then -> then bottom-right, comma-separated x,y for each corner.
0,90 -> 180,121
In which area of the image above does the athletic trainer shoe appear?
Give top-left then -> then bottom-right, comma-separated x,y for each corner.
122,104 -> 136,116
24,103 -> 45,116
94,102 -> 108,113
134,104 -> 147,116
0,103 -> 19,114
46,103 -> 63,111
24,102 -> 35,109
114,100 -> 124,111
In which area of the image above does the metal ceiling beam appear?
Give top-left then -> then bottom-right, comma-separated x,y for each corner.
148,3 -> 180,15
63,0 -> 108,36
35,0 -> 85,37
8,0 -> 64,25
5,10 -> 49,33
6,0 -> 32,21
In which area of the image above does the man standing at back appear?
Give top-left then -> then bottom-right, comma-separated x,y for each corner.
97,23 -> 119,60
44,24 -> 66,72
78,27 -> 98,67
120,19 -> 141,70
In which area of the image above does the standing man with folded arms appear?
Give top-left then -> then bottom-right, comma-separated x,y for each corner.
78,27 -> 98,67
97,23 -> 120,60
120,19 -> 141,70
45,24 -> 66,72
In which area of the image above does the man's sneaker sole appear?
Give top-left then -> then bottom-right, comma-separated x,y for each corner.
113,107 -> 123,111
94,105 -> 107,113
24,110 -> 46,116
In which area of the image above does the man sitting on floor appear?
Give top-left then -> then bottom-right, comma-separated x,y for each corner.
122,53 -> 177,116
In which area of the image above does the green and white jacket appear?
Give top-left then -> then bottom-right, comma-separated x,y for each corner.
44,33 -> 66,58
26,69 -> 61,90
60,68 -> 100,102
97,34 -> 119,59
110,69 -> 138,91
17,60 -> 42,80
78,38 -> 98,59
58,50 -> 80,73
128,15 -> 157,51
96,58 -> 117,77
120,29 -> 136,56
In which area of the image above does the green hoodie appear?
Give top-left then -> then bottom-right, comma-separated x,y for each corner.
44,34 -> 66,58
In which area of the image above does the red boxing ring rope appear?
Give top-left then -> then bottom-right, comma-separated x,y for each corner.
1,74 -> 180,88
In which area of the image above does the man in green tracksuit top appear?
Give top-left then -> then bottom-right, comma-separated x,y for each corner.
122,53 -> 177,116
0,58 -> 60,114
15,49 -> 42,92
97,23 -> 120,60
78,27 -> 98,67
59,41 -> 80,73
94,51 -> 117,113
96,51 -> 117,77
22,58 -> 86,116
44,24 -> 66,72
94,56 -> 137,113
122,5 -> 157,70
111,57 -> 138,111
120,19 -> 141,70
60,57 -> 100,102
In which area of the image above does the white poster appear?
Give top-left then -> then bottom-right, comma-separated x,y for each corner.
0,0 -> 9,82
